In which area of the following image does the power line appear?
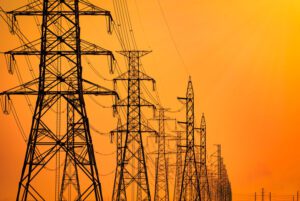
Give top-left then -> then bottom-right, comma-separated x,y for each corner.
155,0 -> 189,75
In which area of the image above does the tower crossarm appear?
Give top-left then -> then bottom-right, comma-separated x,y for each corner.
6,0 -> 113,37
111,123 -> 156,135
4,39 -> 115,74
5,40 -> 114,56
114,96 -> 156,108
7,0 -> 112,17
0,79 -> 118,97
113,70 -> 155,83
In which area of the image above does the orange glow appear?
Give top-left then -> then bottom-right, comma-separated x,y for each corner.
0,0 -> 300,200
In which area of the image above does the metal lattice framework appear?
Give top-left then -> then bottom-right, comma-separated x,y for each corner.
199,114 -> 211,201
0,1 -> 117,200
174,126 -> 185,201
59,88 -> 81,200
220,163 -> 232,201
112,50 -> 156,201
215,145 -> 232,201
217,145 -> 222,201
178,77 -> 201,201
154,108 -> 170,201
112,117 -> 127,201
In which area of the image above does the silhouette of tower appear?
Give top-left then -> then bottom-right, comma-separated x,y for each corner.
174,127 -> 184,201
0,1 -> 116,200
178,77 -> 201,201
154,108 -> 170,201
216,145 -> 222,201
199,114 -> 211,201
112,50 -> 156,201
112,118 -> 126,201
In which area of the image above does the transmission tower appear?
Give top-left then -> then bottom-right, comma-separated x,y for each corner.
178,77 -> 201,201
220,161 -> 231,201
174,126 -> 185,201
112,50 -> 156,201
154,108 -> 170,201
217,145 -> 222,201
112,117 -> 127,201
199,114 -> 211,201
0,1 -> 116,200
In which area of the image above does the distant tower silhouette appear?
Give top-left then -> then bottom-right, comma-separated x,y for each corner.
174,125 -> 184,201
217,145 -> 222,201
154,108 -> 170,201
112,50 -> 156,201
199,114 -> 211,201
178,77 -> 201,201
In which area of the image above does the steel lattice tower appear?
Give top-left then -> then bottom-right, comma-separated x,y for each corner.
178,77 -> 201,201
154,108 -> 170,201
174,127 -> 184,201
0,1 -> 116,200
112,50 -> 156,201
112,118 -> 127,201
216,145 -> 222,201
219,157 -> 231,201
59,89 -> 81,200
199,114 -> 211,201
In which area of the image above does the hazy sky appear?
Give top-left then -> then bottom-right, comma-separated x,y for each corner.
0,0 -> 299,200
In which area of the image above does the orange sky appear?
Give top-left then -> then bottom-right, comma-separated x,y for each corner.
0,0 -> 300,200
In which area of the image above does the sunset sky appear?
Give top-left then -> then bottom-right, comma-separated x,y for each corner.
0,0 -> 299,200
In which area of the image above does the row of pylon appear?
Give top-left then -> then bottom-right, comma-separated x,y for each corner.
0,1 -> 232,201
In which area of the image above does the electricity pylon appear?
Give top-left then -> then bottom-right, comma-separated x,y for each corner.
199,114 -> 211,201
178,77 -> 201,201
221,163 -> 231,201
174,126 -> 185,201
0,1 -> 116,200
112,117 -> 126,201
112,50 -> 156,201
217,145 -> 222,201
219,158 -> 231,201
154,108 -> 170,201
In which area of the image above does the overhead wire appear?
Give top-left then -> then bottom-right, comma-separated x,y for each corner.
95,150 -> 116,156
112,0 -> 131,50
155,0 -> 189,75
9,99 -> 27,142
88,96 -> 113,109
99,169 -> 115,176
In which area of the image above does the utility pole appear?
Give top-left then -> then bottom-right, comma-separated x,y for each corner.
154,108 -> 170,201
297,191 -> 299,201
262,188 -> 264,201
112,50 -> 156,201
0,1 -> 116,200
269,192 -> 271,201
255,192 -> 257,201
199,113 -> 211,201
178,77 -> 201,201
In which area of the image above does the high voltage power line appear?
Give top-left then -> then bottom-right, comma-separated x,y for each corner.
0,1 -> 234,201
